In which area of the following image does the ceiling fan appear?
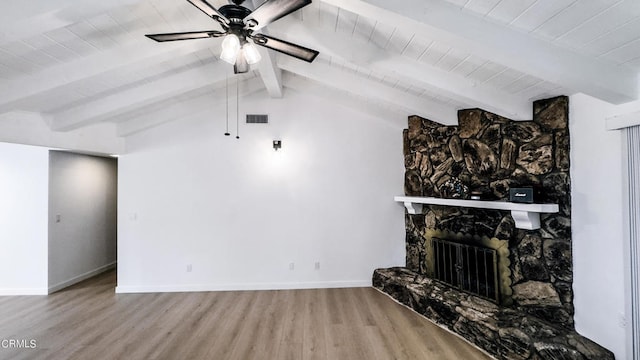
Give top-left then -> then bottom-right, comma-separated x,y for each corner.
145,0 -> 319,74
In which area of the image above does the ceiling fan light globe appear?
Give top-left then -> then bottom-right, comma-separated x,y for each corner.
243,43 -> 262,65
220,34 -> 241,64
221,48 -> 239,65
221,34 -> 240,51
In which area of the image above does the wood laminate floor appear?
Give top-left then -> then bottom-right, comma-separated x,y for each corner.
0,271 -> 493,360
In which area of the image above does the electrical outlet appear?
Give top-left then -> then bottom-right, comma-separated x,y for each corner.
314,262 -> 320,270
289,262 -> 295,271
186,264 -> 192,273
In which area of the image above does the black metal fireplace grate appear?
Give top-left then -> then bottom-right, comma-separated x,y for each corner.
432,238 -> 499,303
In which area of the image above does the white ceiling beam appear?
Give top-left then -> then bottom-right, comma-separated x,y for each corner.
0,111 -> 124,154
117,77 -> 266,137
275,18 -> 532,120
254,39 -> 284,98
0,39 -> 215,111
279,57 -> 458,125
0,0 -> 140,45
0,111 -> 51,124
50,61 -> 235,132
282,73 -> 406,128
322,0 -> 638,104
248,0 -> 283,98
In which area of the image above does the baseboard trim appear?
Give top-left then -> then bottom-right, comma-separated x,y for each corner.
115,279 -> 371,294
0,288 -> 48,296
48,262 -> 116,294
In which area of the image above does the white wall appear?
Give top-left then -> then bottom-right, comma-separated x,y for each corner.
0,143 -> 49,295
116,89 -> 406,292
570,93 -> 627,359
48,151 -> 118,292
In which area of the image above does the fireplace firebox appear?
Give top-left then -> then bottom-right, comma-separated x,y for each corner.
423,229 -> 513,305
432,237 -> 499,303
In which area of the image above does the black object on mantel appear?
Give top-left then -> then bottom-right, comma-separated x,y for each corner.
509,187 -> 534,203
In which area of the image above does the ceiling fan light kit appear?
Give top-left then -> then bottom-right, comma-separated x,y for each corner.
220,34 -> 241,64
145,0 -> 319,74
243,43 -> 262,65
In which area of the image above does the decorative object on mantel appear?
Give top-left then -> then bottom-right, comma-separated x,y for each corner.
145,0 -> 319,74
394,196 -> 559,230
509,187 -> 535,203
438,177 -> 469,199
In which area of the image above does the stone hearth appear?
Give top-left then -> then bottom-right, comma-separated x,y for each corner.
374,267 -> 612,360
374,96 -> 614,359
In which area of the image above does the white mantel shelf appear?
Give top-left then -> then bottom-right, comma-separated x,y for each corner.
394,196 -> 559,230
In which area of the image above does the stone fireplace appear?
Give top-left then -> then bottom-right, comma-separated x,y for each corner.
373,96 -> 614,359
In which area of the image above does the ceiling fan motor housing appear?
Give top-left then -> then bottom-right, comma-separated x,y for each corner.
219,5 -> 252,22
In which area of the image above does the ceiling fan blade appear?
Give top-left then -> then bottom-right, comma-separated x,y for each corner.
252,34 -> 318,62
244,0 -> 311,31
186,0 -> 230,27
145,30 -> 226,42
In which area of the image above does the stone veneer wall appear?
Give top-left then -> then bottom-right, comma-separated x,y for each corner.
403,96 -> 574,329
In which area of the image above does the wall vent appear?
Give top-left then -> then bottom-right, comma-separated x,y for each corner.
246,114 -> 269,124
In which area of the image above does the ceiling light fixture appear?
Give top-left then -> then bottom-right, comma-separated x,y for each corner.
220,33 -> 261,68
145,0 -> 319,74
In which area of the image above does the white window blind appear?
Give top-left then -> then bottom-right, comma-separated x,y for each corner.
625,125 -> 640,360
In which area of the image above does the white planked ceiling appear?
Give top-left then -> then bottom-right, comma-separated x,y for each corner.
443,0 -> 640,68
0,0 -> 639,139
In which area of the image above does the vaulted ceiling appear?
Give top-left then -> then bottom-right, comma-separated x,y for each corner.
1,0 -> 639,139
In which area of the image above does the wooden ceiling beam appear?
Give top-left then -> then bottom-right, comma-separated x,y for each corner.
279,56 -> 459,125
49,61 -> 235,131
117,77 -> 266,137
248,0 -> 284,98
0,40 -> 216,112
322,0 -> 638,104
282,73 -> 406,127
275,18 -> 533,120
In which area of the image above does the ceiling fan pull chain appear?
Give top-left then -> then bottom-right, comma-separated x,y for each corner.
236,76 -> 240,140
225,75 -> 230,136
